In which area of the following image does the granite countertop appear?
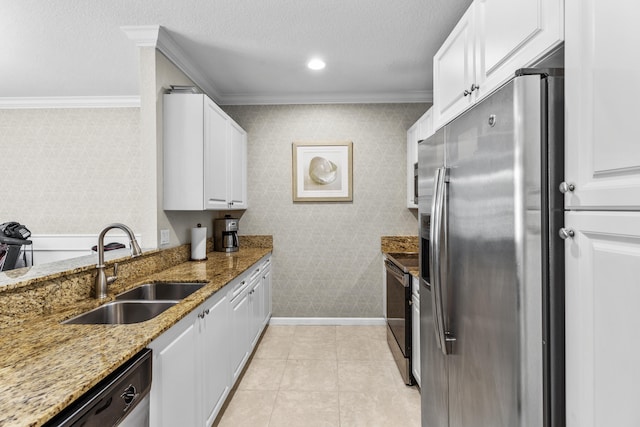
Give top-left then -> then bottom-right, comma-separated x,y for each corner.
381,236 -> 419,278
0,247 -> 271,427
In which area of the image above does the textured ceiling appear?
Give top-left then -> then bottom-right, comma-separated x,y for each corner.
1,0 -> 472,104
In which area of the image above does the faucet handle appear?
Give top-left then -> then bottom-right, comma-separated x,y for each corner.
107,262 -> 118,285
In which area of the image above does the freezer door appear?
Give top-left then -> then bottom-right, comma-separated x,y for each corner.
420,283 -> 449,427
444,75 -> 544,427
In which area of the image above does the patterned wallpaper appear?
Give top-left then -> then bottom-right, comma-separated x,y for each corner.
0,108 -> 144,235
223,104 -> 428,318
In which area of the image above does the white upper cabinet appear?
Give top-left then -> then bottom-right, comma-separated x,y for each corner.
228,122 -> 248,209
407,123 -> 419,209
164,93 -> 248,211
475,0 -> 564,98
565,0 -> 640,210
433,4 -> 476,129
203,98 -> 229,210
433,0 -> 564,129
407,107 -> 433,208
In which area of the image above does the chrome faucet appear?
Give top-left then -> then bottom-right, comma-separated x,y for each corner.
95,223 -> 142,299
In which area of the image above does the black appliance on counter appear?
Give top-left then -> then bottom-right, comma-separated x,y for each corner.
0,221 -> 33,271
385,252 -> 419,385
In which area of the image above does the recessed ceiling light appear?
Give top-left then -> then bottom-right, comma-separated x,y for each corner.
307,58 -> 326,70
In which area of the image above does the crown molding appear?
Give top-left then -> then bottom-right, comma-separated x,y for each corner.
120,25 -> 222,102
120,25 -> 160,47
0,96 -> 141,109
218,90 -> 433,106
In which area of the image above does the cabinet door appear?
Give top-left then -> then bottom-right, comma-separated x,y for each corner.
411,293 -> 420,387
229,121 -> 247,209
230,290 -> 250,383
248,268 -> 264,349
163,94 -> 205,210
416,108 -> 433,142
406,123 -> 419,208
262,260 -> 272,326
565,211 -> 640,427
201,293 -> 231,427
475,0 -> 563,100
151,324 -> 198,427
433,3 -> 476,130
204,98 -> 229,210
565,0 -> 640,209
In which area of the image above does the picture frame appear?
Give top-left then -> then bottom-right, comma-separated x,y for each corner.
292,141 -> 353,202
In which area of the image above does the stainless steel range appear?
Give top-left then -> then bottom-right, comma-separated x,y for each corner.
385,252 -> 419,386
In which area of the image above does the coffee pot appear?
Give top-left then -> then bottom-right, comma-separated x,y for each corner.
214,216 -> 239,253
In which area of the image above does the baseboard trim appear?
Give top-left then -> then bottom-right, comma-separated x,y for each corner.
269,317 -> 386,326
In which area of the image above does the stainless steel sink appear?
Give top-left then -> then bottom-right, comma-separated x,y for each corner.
63,301 -> 178,325
115,282 -> 206,301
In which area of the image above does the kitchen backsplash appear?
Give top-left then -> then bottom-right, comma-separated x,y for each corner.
0,237 -> 272,324
223,103 -> 427,318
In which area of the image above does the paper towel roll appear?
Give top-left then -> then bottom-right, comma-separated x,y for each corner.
191,225 -> 207,261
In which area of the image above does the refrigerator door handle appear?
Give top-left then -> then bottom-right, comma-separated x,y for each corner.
431,167 -> 455,355
430,168 -> 444,350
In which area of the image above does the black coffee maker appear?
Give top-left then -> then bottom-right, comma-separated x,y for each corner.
213,216 -> 239,253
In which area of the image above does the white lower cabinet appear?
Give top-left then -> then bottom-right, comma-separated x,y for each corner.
200,292 -> 231,427
246,256 -> 274,352
149,254 -> 272,426
229,278 -> 250,384
411,275 -> 420,387
248,267 -> 264,349
261,258 -> 272,326
565,212 -> 640,427
149,313 -> 199,427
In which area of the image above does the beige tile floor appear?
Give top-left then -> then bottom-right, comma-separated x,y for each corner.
214,325 -> 421,427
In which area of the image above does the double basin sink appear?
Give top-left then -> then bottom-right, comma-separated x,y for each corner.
63,282 -> 207,325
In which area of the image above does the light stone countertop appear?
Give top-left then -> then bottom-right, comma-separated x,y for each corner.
0,247 -> 272,427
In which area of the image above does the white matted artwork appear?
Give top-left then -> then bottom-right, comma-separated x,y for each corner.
292,141 -> 353,202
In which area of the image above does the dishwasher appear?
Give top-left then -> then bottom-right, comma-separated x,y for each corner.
44,348 -> 152,427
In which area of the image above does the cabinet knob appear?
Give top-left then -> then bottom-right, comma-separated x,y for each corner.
558,228 -> 575,240
463,89 -> 471,97
559,182 -> 576,193
470,83 -> 480,92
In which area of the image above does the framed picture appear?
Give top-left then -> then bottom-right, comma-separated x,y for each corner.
292,141 -> 353,202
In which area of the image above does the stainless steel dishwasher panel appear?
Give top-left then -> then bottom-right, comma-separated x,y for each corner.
44,348 -> 152,427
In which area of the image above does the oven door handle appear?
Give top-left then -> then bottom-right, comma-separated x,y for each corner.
384,259 -> 408,286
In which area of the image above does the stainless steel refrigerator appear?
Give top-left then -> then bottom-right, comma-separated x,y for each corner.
418,69 -> 565,427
